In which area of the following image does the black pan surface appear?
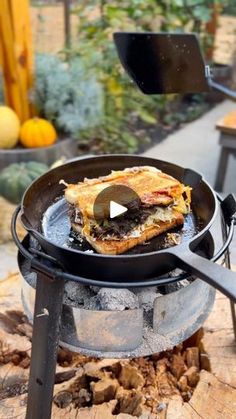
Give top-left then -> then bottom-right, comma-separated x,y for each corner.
21,155 -> 216,279
41,198 -> 199,255
20,155 -> 236,301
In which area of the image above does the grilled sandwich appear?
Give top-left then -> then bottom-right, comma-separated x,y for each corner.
63,166 -> 191,255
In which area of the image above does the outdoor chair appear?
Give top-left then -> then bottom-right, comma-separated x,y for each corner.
215,109 -> 236,191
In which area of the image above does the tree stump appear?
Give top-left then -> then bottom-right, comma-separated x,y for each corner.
0,273 -> 235,418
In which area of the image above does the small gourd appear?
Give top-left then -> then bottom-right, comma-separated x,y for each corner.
0,106 -> 20,149
20,117 -> 57,148
0,162 -> 48,204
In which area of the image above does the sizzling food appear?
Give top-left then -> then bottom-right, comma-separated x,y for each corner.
63,166 -> 191,255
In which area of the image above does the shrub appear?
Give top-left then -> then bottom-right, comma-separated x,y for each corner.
32,53 -> 104,138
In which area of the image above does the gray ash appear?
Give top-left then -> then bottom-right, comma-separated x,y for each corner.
83,288 -> 139,311
21,235 -> 190,313
21,254 -> 190,313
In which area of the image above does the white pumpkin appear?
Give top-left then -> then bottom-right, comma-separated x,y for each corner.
0,106 -> 20,149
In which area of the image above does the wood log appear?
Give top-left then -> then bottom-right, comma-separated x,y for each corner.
1,370 -> 235,419
186,347 -> 200,369
203,290 -> 236,387
0,274 -> 235,418
0,0 -> 23,118
10,0 -> 35,119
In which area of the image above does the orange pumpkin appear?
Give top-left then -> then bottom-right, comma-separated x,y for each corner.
20,118 -> 57,148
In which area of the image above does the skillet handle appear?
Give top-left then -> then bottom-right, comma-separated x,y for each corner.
21,210 -> 52,248
12,205 -> 42,247
12,205 -> 61,268
11,205 -> 34,261
170,246 -> 236,302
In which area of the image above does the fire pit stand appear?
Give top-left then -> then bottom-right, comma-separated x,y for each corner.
11,195 -> 236,419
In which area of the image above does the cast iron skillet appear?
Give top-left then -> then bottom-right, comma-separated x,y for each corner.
20,155 -> 236,300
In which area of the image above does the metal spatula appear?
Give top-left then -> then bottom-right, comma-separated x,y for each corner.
113,32 -> 236,100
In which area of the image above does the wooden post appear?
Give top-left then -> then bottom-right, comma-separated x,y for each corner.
64,0 -> 71,50
0,0 -> 35,122
205,2 -> 221,61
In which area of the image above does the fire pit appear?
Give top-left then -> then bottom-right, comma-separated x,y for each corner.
12,190 -> 236,419
19,234 -> 215,357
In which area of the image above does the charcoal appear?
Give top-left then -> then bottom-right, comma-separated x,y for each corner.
134,287 -> 162,312
84,288 -> 139,311
64,281 -> 92,306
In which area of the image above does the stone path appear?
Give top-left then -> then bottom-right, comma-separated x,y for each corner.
144,99 -> 236,191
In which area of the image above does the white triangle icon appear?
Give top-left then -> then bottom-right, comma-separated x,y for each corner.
110,201 -> 128,219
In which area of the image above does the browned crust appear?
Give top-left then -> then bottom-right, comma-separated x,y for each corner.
72,212 -> 184,255
64,166 -> 183,219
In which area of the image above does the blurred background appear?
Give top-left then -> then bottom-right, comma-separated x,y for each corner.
28,0 -> 236,154
1,4 -> 236,416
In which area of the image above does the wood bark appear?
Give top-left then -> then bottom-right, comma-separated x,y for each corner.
0,273 -> 235,418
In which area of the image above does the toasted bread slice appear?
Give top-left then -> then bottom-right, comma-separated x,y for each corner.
72,211 -> 184,255
64,166 -> 186,219
64,166 -> 191,255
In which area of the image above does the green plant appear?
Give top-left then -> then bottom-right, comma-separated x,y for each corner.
223,0 -> 236,15
157,0 -> 227,57
68,0 -> 219,153
32,54 -> 104,138
69,1 -> 169,151
78,114 -> 151,154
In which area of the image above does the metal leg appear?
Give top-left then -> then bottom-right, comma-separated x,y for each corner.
230,300 -> 236,341
215,147 -> 230,192
26,271 -> 65,419
220,209 -> 236,342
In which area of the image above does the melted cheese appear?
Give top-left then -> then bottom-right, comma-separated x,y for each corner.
64,166 -> 185,219
144,207 -> 173,226
83,205 -> 181,241
65,167 -> 192,241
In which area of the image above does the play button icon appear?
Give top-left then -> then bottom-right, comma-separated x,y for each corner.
93,184 -> 141,223
110,200 -> 128,219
